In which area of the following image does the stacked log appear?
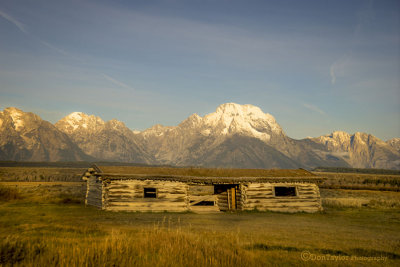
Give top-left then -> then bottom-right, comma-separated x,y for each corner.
242,182 -> 322,213
104,180 -> 189,212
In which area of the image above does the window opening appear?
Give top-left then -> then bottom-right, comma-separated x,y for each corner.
144,187 -> 157,198
274,186 -> 296,197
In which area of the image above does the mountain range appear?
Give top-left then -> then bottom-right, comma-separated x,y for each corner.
1,103 -> 399,169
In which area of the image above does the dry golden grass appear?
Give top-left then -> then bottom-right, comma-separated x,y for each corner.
0,182 -> 86,204
0,182 -> 399,266
0,184 -> 22,201
0,167 -> 85,182
1,208 -> 399,267
322,198 -> 369,208
321,189 -> 400,209
315,172 -> 400,191
1,227 -> 264,267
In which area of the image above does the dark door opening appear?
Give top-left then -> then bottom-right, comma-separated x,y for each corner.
214,184 -> 239,211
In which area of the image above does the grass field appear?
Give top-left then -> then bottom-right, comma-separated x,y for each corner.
0,180 -> 399,266
316,171 -> 400,191
2,166 -> 399,191
0,167 -> 85,182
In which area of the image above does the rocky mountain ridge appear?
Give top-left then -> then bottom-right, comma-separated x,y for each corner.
0,107 -> 92,161
1,104 -> 399,169
308,131 -> 400,169
387,138 -> 400,153
55,112 -> 153,164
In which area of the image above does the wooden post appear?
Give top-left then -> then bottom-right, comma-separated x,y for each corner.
227,189 -> 231,210
231,187 -> 236,210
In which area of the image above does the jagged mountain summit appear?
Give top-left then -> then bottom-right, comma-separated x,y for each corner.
0,107 -> 91,161
134,103 -> 398,169
0,104 -> 399,169
55,112 -> 105,136
308,131 -> 400,169
198,103 -> 284,141
135,103 -> 290,167
139,103 -> 284,142
55,112 -> 153,164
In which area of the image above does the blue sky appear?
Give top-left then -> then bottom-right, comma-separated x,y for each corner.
0,0 -> 399,140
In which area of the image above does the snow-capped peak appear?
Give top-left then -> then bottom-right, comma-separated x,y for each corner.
215,103 -> 264,117
314,131 -> 351,145
330,131 -> 351,140
200,103 -> 284,142
3,107 -> 26,131
179,113 -> 202,128
68,112 -> 86,121
56,111 -> 105,134
141,124 -> 174,138
205,103 -> 280,128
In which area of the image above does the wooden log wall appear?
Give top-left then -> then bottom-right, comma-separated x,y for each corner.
85,176 -> 103,208
237,184 -> 245,210
216,191 -> 228,211
242,182 -> 322,213
216,185 -> 243,211
103,179 -> 189,212
188,185 -> 219,213
83,174 -> 323,213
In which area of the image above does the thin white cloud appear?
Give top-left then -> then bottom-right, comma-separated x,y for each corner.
329,57 -> 351,85
90,2 -> 332,71
0,9 -> 27,33
102,74 -> 134,90
40,40 -> 69,56
303,103 -> 326,115
0,9 -> 70,57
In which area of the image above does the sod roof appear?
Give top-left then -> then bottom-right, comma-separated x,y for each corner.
88,165 -> 324,184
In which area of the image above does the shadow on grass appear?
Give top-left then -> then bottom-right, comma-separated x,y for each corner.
349,248 -> 400,259
58,196 -> 83,204
0,238 -> 45,265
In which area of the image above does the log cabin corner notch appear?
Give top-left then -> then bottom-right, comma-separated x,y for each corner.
82,165 -> 325,213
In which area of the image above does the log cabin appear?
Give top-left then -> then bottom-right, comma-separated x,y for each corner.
82,165 -> 324,213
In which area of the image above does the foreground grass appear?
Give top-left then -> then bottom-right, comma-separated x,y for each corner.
0,183 -> 399,266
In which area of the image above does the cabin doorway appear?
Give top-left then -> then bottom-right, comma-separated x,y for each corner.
214,184 -> 240,211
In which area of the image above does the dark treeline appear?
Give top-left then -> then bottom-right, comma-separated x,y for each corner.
313,167 -> 400,175
0,161 -> 156,168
